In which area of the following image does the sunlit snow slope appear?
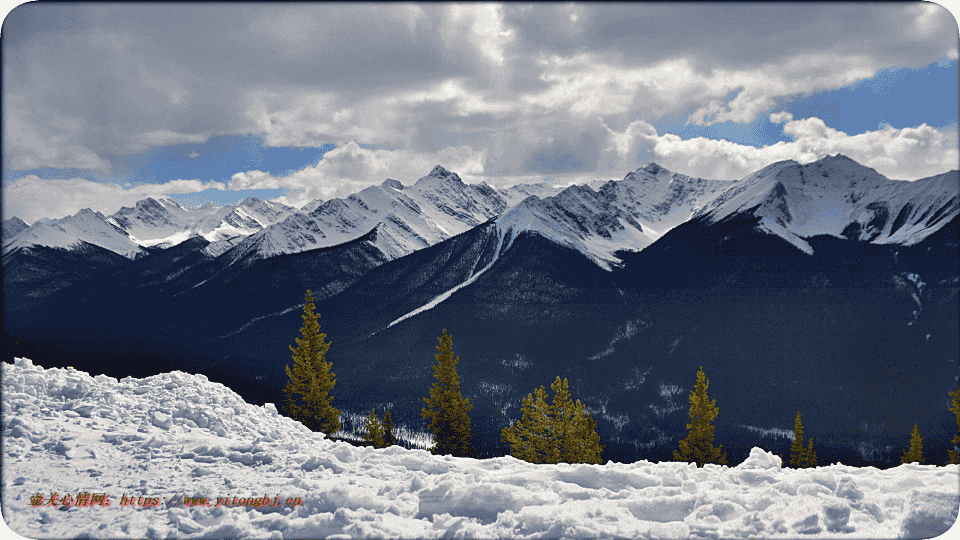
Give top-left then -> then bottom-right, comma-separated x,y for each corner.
2,358 -> 958,540
219,166 -> 508,265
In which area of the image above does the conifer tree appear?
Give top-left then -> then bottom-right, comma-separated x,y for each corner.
501,376 -> 604,464
673,366 -> 727,467
383,409 -> 397,447
949,384 -> 960,464
501,385 -> 553,463
900,422 -> 925,464
363,408 -> 386,449
283,290 -> 340,438
789,411 -> 807,468
802,438 -> 818,468
421,329 -> 474,457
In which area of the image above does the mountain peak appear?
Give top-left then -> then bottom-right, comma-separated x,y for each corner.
382,178 -> 404,190
819,153 -> 856,164
643,162 -> 664,175
429,165 -> 452,177
416,165 -> 464,186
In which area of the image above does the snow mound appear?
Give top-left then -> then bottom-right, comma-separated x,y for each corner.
736,446 -> 782,470
2,357 -> 959,540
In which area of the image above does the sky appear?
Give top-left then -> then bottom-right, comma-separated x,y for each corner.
2,3 -> 959,224
2,356 -> 958,540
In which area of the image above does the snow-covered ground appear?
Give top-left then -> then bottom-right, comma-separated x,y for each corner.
1,357 -> 958,540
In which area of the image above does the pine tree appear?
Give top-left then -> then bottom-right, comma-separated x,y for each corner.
789,411 -> 807,468
383,409 -> 397,447
673,366 -> 727,467
501,376 -> 604,464
362,408 -> 386,449
421,329 -> 474,457
949,384 -> 960,464
283,290 -> 340,438
500,385 -> 552,463
900,422 -> 925,464
801,438 -> 818,468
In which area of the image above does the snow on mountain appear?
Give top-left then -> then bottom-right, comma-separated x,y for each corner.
108,196 -> 296,249
498,181 -> 567,206
496,185 -> 655,269
696,154 -> 960,250
2,208 -> 145,259
492,164 -> 734,269
221,165 -> 509,263
1,217 -> 29,242
298,198 -> 326,214
3,356 -> 959,540
598,162 -> 733,240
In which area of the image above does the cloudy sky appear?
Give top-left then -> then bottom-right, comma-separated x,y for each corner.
2,3 -> 958,224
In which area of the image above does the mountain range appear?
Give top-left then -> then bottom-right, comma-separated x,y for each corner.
3,154 -> 958,465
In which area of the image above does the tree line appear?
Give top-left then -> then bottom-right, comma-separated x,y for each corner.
282,290 -> 960,467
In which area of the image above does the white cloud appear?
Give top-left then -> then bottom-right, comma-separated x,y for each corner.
605,114 -> 959,180
686,54 -> 879,126
136,131 -> 209,149
443,4 -> 514,67
2,175 -> 226,224
521,52 -> 881,129
230,142 -> 488,208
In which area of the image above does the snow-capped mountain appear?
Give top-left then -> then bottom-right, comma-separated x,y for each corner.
491,164 -> 735,269
218,165 -> 509,264
599,163 -> 733,238
298,198 -> 326,214
498,181 -> 568,206
496,185 -> 654,269
4,155 -> 958,469
107,196 -> 296,248
2,196 -> 298,259
1,217 -> 29,242
1,208 -> 145,258
696,154 -> 960,254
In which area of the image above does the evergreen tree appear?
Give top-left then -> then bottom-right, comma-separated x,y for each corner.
949,384 -> 960,464
383,409 -> 397,447
500,385 -> 553,463
673,366 -> 727,467
362,408 -> 386,449
789,411 -> 807,468
421,329 -> 474,457
283,290 -> 340,438
801,438 -> 818,468
501,376 -> 604,464
900,422 -> 925,464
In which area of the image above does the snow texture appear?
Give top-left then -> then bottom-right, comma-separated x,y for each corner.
698,155 -> 959,248
1,209 -> 145,258
2,357 -> 958,540
220,166 -> 508,264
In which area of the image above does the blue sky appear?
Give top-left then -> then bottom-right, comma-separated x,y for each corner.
3,4 -> 958,222
6,136 -> 336,207
650,58 -> 959,148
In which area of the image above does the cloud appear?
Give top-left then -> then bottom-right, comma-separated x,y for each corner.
2,3 -> 956,189
229,142 -> 488,207
605,113 -> 959,180
2,175 -> 226,224
136,131 -> 209,148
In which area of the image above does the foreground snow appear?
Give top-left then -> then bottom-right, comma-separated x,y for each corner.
1,358 -> 958,539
